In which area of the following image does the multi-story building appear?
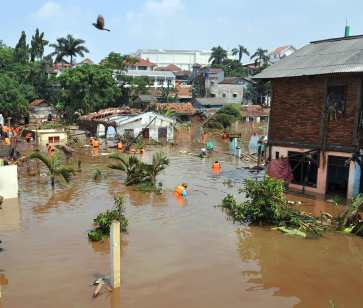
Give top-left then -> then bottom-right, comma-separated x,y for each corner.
135,49 -> 214,71
255,34 -> 363,200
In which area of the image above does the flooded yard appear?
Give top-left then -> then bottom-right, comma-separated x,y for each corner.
1,137 -> 363,308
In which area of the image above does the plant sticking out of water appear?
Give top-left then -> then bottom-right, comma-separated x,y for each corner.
221,177 -> 326,238
93,169 -> 102,181
88,195 -> 128,241
108,152 -> 169,190
336,194 -> 363,236
28,151 -> 75,188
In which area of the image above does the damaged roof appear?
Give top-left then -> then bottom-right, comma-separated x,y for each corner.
157,103 -> 197,115
255,35 -> 363,79
79,107 -> 139,121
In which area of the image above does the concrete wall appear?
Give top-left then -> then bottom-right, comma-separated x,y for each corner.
0,165 -> 18,199
35,129 -> 67,146
30,106 -> 54,120
271,146 -> 356,199
209,84 -> 244,103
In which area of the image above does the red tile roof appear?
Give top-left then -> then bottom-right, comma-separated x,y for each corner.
157,103 -> 196,115
241,105 -> 270,117
156,64 -> 182,72
125,57 -> 155,67
271,45 -> 289,56
30,99 -> 49,107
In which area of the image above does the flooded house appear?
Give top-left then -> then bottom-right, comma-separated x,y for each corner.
32,129 -> 68,146
255,34 -> 363,199
29,99 -> 55,123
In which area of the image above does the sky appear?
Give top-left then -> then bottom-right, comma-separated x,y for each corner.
1,0 -> 363,63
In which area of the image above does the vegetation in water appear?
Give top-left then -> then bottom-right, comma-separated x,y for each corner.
204,104 -> 241,130
221,177 -> 326,238
28,151 -> 75,188
108,152 -> 169,188
88,195 -> 128,241
93,169 -> 102,181
336,194 -> 363,236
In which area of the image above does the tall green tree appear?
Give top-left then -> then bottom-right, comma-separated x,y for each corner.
250,48 -> 269,67
55,64 -> 121,121
232,45 -> 250,63
100,52 -> 127,70
50,34 -> 89,64
30,28 -> 49,62
209,46 -> 228,65
14,31 -> 29,63
0,73 -> 28,120
0,42 -> 15,69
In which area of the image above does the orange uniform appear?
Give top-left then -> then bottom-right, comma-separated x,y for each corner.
117,143 -> 123,150
212,162 -> 221,170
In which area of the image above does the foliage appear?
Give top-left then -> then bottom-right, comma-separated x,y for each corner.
336,194 -> 363,236
221,177 -> 326,238
54,64 -> 122,121
50,34 -> 89,64
209,46 -> 228,65
88,195 -> 128,241
223,59 -> 248,78
100,52 -> 127,70
232,45 -> 250,63
0,73 -> 28,120
250,48 -> 270,67
28,151 -> 75,188
160,83 -> 177,103
243,80 -> 271,105
14,31 -> 29,64
30,28 -> 48,62
0,42 -> 15,69
204,104 -> 241,129
94,169 -> 102,181
109,152 -> 169,187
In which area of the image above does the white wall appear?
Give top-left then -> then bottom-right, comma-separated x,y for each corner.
0,165 -> 18,199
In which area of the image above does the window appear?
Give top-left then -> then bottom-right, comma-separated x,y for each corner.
138,66 -> 147,70
222,93 -> 226,98
233,93 -> 238,98
288,151 -> 319,187
211,93 -> 216,97
124,129 -> 134,138
326,85 -> 346,120
48,136 -> 60,143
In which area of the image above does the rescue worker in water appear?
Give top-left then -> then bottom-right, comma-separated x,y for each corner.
212,161 -> 221,171
175,183 -> 188,197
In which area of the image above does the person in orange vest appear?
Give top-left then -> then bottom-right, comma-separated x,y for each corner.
212,161 -> 221,171
175,183 -> 188,197
46,143 -> 54,156
92,139 -> 100,148
140,147 -> 145,154
3,135 -> 10,145
117,142 -> 123,150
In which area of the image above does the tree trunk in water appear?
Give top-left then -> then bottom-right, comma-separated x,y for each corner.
51,176 -> 55,189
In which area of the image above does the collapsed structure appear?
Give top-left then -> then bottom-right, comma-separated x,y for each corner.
255,34 -> 363,199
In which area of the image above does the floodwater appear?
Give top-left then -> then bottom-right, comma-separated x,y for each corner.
1,135 -> 363,308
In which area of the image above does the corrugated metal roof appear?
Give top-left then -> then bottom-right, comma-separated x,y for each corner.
254,35 -> 363,79
125,70 -> 175,78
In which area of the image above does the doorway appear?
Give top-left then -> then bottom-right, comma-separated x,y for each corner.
326,156 -> 349,198
158,127 -> 168,140
142,128 -> 150,139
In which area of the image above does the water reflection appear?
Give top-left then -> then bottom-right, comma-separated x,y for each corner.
0,199 -> 20,231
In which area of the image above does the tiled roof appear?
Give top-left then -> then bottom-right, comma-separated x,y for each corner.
241,105 -> 270,117
79,107 -> 139,121
156,64 -> 182,72
219,77 -> 255,85
30,99 -> 49,107
271,45 -> 289,55
176,85 -> 192,98
125,57 -> 156,67
81,58 -> 94,64
157,103 -> 196,115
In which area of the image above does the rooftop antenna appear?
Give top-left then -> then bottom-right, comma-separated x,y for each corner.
344,18 -> 351,37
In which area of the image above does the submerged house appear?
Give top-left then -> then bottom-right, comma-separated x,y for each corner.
96,112 -> 175,142
255,34 -> 363,199
29,99 -> 55,123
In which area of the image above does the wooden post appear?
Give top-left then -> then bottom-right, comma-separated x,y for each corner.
110,221 -> 121,288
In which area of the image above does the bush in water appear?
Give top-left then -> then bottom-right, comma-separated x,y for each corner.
88,195 -> 128,241
221,177 -> 326,238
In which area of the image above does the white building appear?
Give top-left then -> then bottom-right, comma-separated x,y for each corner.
269,45 -> 296,64
124,70 -> 176,88
97,112 -> 175,142
135,49 -> 213,71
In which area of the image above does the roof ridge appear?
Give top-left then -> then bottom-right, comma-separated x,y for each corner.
311,34 -> 363,44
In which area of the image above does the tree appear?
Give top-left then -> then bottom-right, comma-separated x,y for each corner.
145,152 -> 169,186
28,152 -> 75,188
250,48 -> 269,67
0,73 -> 28,120
109,154 -> 148,186
209,46 -> 228,65
0,42 -> 15,69
30,28 -> 49,62
50,34 -> 89,64
223,59 -> 247,78
232,45 -> 250,63
55,64 -> 121,121
14,31 -> 29,64
100,52 -> 127,70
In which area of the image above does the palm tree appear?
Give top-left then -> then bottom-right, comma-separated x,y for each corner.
250,48 -> 269,67
209,46 -> 228,65
29,152 -> 75,188
232,45 -> 250,63
146,152 -> 169,186
50,34 -> 89,65
30,28 -> 49,62
109,154 -> 148,186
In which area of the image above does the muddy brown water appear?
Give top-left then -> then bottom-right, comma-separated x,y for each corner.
1,137 -> 363,308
